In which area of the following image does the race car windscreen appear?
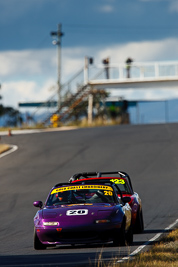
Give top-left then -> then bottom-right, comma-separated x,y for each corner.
46,185 -> 115,206
73,178 -> 132,194
109,178 -> 132,194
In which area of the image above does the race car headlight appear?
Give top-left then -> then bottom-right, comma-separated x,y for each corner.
43,222 -> 59,226
95,219 -> 110,224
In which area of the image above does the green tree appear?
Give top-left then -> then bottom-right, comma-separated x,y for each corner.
0,104 -> 23,126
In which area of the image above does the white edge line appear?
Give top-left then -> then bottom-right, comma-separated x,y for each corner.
0,145 -> 18,158
117,218 -> 178,263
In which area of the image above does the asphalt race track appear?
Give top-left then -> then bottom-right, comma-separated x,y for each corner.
0,123 -> 178,267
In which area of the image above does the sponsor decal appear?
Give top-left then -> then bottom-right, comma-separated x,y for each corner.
66,209 -> 88,216
51,185 -> 113,195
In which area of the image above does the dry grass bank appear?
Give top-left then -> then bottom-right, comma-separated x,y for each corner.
108,228 -> 178,267
0,144 -> 10,154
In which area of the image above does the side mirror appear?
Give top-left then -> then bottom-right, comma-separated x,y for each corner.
122,196 -> 131,204
33,201 -> 43,208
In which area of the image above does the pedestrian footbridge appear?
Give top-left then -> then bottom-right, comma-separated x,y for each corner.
19,60 -> 178,124
86,60 -> 178,89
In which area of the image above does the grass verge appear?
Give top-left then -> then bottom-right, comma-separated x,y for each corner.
94,228 -> 178,267
0,144 -> 11,154
114,228 -> 178,267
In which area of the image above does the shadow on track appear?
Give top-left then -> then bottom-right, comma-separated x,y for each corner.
0,242 -> 134,267
0,251 -> 128,267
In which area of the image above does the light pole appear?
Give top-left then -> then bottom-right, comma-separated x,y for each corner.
51,24 -> 64,110
0,84 -> 2,101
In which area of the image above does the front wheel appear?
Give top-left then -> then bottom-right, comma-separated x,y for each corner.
126,225 -> 133,245
134,209 -> 144,234
34,228 -> 46,250
113,221 -> 126,246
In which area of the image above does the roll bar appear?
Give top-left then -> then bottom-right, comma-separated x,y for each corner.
69,171 -> 134,192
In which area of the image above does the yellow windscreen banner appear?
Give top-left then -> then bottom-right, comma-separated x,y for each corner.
51,185 -> 113,195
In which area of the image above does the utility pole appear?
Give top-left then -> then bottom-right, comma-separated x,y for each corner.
50,24 -> 64,110
0,84 -> 2,101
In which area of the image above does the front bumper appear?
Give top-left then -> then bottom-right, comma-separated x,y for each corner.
36,223 -> 122,245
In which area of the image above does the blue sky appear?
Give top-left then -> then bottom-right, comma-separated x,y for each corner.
1,0 -> 178,110
1,0 -> 178,51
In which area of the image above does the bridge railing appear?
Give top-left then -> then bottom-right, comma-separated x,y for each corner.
88,61 -> 178,81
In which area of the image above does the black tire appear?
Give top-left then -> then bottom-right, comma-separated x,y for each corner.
134,209 -> 144,234
34,229 -> 46,250
113,220 -> 126,246
126,225 -> 133,245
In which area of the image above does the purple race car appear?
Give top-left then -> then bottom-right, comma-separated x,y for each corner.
33,182 -> 133,250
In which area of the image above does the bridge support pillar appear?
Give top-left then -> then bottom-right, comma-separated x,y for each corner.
88,94 -> 93,125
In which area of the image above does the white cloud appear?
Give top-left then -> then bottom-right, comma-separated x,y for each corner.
99,4 -> 114,13
139,0 -> 178,13
62,48 -> 85,78
97,38 -> 178,63
1,37 -> 178,109
0,49 -> 56,78
2,80 -> 54,108
169,0 -> 178,12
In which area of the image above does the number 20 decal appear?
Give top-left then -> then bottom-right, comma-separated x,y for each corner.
66,209 -> 88,216
104,191 -> 113,196
110,179 -> 125,184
